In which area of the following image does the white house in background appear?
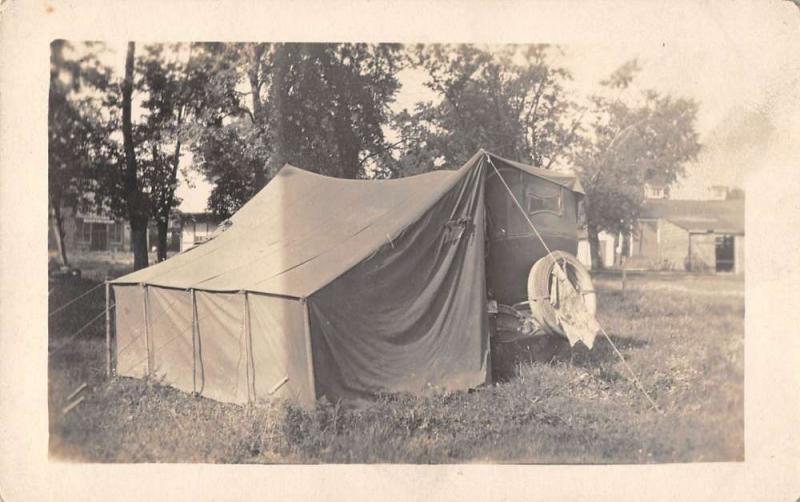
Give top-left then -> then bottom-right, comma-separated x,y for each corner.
48,208 -> 131,255
179,212 -> 221,251
705,185 -> 730,201
643,182 -> 668,200
579,179 -> 745,274
577,229 -> 618,269
48,206 -> 185,258
628,198 -> 744,274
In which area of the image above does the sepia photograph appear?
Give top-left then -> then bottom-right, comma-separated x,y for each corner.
48,40 -> 745,464
2,0 -> 800,500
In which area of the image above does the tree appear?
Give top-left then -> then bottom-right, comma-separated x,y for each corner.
190,43 -> 404,218
194,121 -> 259,218
91,42 -> 161,270
119,42 -> 151,270
188,43 -> 272,218
574,61 -> 702,268
48,40 -> 115,266
267,43 -> 404,179
137,43 -> 197,261
89,42 -> 204,268
391,44 -> 581,175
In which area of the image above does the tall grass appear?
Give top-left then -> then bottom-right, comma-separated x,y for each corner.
49,273 -> 743,463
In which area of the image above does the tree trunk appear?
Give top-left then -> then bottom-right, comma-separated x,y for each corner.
155,148 -> 180,263
130,215 -> 149,271
50,201 -> 69,266
122,41 -> 148,271
587,223 -> 603,270
248,43 -> 268,190
154,105 -> 184,263
156,218 -> 169,262
266,44 -> 290,177
334,96 -> 361,179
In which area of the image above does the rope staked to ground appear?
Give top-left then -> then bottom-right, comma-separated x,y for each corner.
49,281 -> 106,317
49,305 -> 115,355
485,155 -> 662,414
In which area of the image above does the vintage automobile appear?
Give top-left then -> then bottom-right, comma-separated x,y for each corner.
482,155 -> 596,366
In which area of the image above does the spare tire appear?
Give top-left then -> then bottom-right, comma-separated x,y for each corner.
527,252 -> 596,337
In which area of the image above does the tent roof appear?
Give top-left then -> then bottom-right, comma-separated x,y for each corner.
112,150 -> 582,297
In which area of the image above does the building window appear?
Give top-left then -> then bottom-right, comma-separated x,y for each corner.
192,221 -> 204,244
576,198 -> 586,226
645,184 -> 667,199
78,220 -> 92,243
109,222 -> 123,243
526,186 -> 563,216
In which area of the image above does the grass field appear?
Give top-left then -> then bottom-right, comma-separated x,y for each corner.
48,272 -> 743,463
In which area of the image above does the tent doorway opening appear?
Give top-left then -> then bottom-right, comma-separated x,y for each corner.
715,234 -> 735,272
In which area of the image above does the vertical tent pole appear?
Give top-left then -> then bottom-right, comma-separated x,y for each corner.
190,288 -> 197,395
143,284 -> 151,377
193,288 -> 205,394
105,280 -> 112,378
300,298 -> 316,404
243,292 -> 255,403
241,292 -> 249,403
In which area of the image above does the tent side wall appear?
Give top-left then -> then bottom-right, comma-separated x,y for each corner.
113,285 -> 149,379
112,284 -> 315,407
305,159 -> 490,401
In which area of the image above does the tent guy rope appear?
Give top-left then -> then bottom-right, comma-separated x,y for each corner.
49,305 -> 114,355
485,154 -> 662,414
49,281 -> 106,317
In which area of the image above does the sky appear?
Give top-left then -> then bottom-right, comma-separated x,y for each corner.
559,40 -> 799,199
93,35 -> 800,211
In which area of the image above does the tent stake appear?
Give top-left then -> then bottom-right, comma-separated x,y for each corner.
62,395 -> 86,415
67,382 -> 88,401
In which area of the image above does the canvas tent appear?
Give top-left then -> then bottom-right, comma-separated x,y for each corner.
110,150 -> 584,406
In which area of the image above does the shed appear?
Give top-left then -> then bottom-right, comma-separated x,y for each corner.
631,199 -> 744,273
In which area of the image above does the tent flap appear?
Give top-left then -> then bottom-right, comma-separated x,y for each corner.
307,156 -> 490,400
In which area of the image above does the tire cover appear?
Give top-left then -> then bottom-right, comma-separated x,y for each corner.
527,252 -> 596,337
